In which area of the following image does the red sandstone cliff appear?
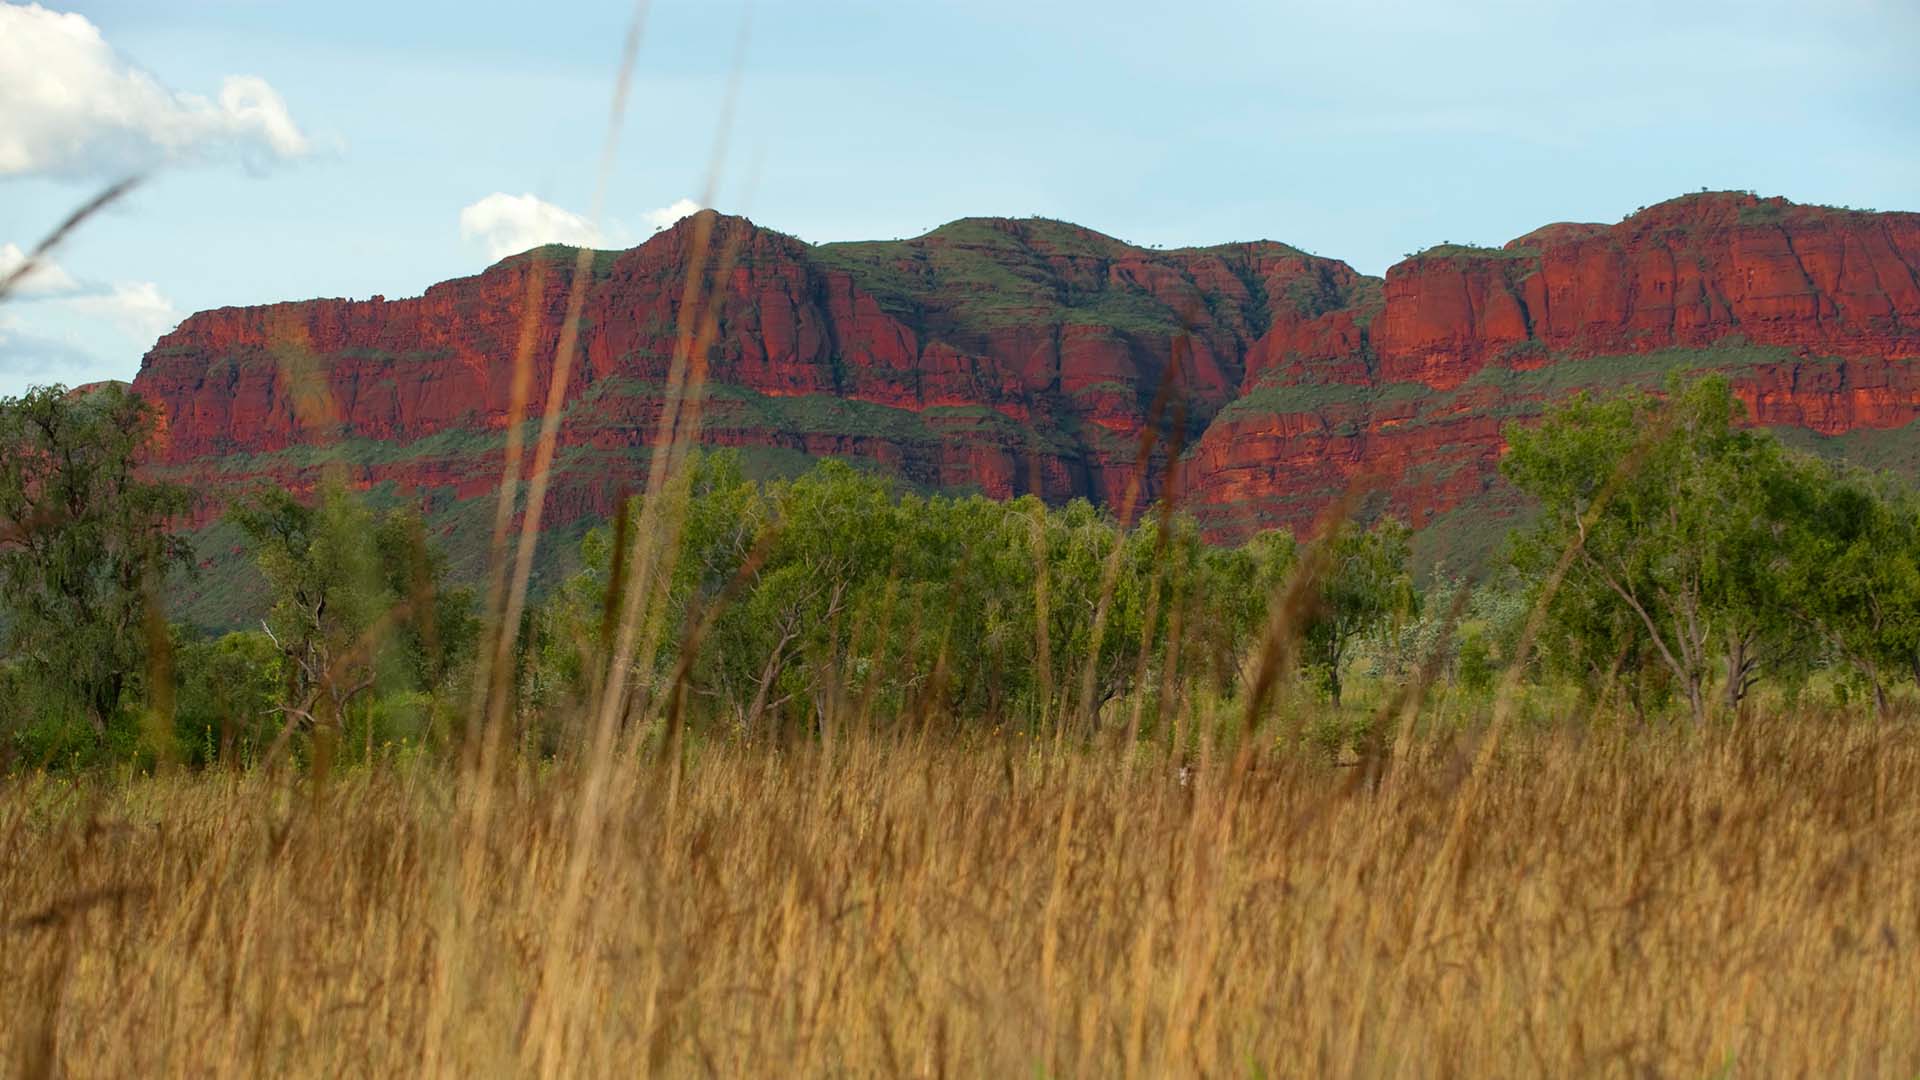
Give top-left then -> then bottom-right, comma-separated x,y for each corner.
134,212 -> 1357,523
129,193 -> 1920,564
1178,192 -> 1920,543
1368,194 -> 1920,389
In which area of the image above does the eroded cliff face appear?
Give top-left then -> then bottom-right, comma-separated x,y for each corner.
135,212 -> 1357,527
131,193 -> 1920,571
1178,192 -> 1920,543
1367,194 -> 1920,389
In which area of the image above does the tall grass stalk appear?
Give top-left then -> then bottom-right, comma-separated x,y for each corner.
8,717 -> 1918,1076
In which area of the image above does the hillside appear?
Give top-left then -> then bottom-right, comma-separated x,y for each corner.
129,191 -> 1920,610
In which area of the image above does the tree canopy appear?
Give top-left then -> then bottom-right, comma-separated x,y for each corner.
0,384 -> 192,754
523,452 -> 1406,739
1504,374 -> 1920,722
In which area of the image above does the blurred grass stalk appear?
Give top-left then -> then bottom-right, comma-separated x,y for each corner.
7,8 -> 1917,1078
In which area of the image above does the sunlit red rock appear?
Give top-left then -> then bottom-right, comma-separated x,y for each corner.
130,195 -> 1920,558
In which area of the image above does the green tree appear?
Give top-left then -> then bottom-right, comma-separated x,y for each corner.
538,454 -> 907,738
1503,376 -> 1788,724
1525,561 -> 1678,719
698,459 -> 899,735
0,384 -> 192,746
1775,462 -> 1920,715
538,452 -> 1290,742
231,481 -> 471,760
1195,528 -> 1297,696
173,630 -> 286,766
1303,518 -> 1415,705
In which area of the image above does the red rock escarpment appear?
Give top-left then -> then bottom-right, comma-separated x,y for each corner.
1369,192 -> 1920,390
1179,192 -> 1920,541
134,212 -> 1358,523
130,194 -> 1920,558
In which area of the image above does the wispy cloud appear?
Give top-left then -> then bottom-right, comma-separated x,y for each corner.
0,1 -> 312,179
0,314 -> 111,388
0,242 -> 80,296
59,281 -> 178,344
0,236 -> 179,395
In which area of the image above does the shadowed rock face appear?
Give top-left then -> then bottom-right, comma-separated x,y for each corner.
132,193 -> 1920,566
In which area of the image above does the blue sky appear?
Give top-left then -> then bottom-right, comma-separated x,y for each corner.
2,0 -> 1916,395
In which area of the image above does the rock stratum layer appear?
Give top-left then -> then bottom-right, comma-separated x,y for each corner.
132,192 -> 1920,588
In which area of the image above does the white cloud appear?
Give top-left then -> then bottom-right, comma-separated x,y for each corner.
459,192 -> 606,261
60,281 -> 177,343
0,2 -> 312,178
0,237 -> 178,394
642,198 -> 703,231
458,193 -> 706,263
0,242 -> 79,296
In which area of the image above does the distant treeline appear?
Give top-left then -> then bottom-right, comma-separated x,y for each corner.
0,374 -> 1915,769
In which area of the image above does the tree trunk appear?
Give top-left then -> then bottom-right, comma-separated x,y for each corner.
1854,655 -> 1893,720
1723,631 -> 1757,717
86,670 -> 123,741
742,645 -> 787,741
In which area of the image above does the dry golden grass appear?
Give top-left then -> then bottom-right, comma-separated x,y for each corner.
4,714 -> 1917,1077
18,6 -> 1916,1076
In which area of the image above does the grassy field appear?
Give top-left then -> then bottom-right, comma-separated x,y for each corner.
4,711 -> 1917,1077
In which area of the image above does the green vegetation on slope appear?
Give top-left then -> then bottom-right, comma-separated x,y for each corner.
812,217 -> 1249,341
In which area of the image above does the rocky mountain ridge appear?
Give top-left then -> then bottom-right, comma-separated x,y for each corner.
129,191 -> 1920,585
